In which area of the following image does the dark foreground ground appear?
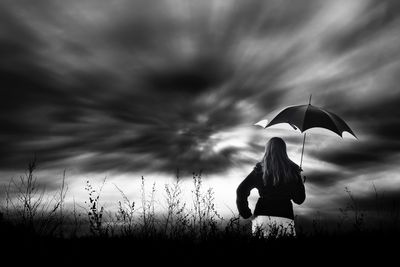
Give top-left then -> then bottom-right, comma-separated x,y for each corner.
2,220 -> 398,265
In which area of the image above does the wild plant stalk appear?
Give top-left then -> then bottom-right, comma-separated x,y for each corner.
57,169 -> 68,236
371,183 -> 400,232
84,177 -> 108,236
190,172 -> 223,239
139,176 -> 157,237
15,159 -> 44,229
3,159 -> 67,235
389,200 -> 399,231
149,181 -> 156,230
311,211 -> 328,236
163,169 -> 189,238
224,215 -> 241,235
141,176 -> 146,229
4,180 -> 13,219
192,171 -> 203,230
35,190 -> 60,235
344,187 -> 364,232
71,197 -> 82,237
114,184 -> 136,236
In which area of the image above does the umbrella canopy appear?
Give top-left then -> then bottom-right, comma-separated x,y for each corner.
260,97 -> 356,171
265,104 -> 357,138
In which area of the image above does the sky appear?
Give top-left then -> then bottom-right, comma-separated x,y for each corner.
1,0 -> 400,222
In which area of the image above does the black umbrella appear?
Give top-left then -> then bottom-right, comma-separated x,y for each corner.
260,95 -> 356,170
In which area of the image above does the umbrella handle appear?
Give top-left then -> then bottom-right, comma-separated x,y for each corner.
300,132 -> 306,171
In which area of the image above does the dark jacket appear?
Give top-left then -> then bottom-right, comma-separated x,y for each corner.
236,162 -> 306,220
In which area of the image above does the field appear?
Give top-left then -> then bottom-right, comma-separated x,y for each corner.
1,160 -> 399,264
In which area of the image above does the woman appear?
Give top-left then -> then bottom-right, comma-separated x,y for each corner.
236,137 -> 306,238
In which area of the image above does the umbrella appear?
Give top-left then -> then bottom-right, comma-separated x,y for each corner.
259,95 -> 356,170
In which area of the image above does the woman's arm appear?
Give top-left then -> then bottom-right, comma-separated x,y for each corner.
291,171 -> 306,205
236,169 -> 257,219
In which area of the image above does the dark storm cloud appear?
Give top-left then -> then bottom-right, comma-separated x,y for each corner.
326,0 -> 400,53
297,0 -> 400,176
305,169 -> 344,187
309,74 -> 400,171
143,56 -> 231,95
1,0 -> 400,190
2,0 -> 313,175
312,138 -> 400,170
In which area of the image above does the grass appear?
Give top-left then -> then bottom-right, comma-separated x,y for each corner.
0,159 -> 399,263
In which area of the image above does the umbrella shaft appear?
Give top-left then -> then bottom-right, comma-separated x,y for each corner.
300,133 -> 306,170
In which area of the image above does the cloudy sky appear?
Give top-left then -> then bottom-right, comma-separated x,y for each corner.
1,0 -> 400,221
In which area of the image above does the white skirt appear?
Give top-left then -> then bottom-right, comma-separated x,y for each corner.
251,216 -> 296,238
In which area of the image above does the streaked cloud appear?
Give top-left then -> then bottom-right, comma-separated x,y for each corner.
1,0 -> 400,218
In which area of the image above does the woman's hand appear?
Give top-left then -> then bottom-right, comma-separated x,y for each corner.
241,214 -> 255,222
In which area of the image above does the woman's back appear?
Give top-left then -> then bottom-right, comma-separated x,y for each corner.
236,162 -> 305,220
255,162 -> 305,203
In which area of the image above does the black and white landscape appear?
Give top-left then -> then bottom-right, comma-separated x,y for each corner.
1,0 -> 399,262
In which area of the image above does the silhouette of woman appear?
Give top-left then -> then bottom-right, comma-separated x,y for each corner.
236,137 -> 306,237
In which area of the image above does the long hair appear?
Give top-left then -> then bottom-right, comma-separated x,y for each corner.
261,137 -> 299,186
